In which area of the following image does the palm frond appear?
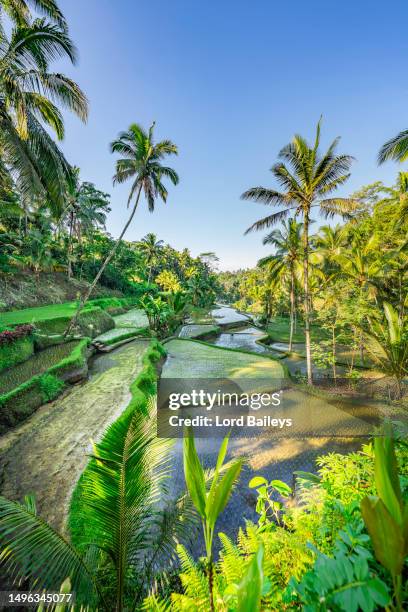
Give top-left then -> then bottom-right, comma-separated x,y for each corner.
241,186 -> 291,206
319,197 -> 359,219
71,396 -> 173,600
0,496 -> 98,601
378,130 -> 408,164
244,208 -> 294,234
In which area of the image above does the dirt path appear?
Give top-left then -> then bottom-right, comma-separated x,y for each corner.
0,340 -> 150,532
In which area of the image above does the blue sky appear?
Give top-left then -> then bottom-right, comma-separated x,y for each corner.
57,0 -> 408,270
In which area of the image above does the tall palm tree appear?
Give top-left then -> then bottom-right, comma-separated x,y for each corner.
64,169 -> 110,278
136,232 -> 164,283
242,120 -> 356,384
378,130 -> 408,164
258,219 -> 303,351
0,17 -> 88,213
64,122 -> 179,335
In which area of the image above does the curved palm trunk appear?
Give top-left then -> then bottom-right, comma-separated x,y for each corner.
67,209 -> 74,279
302,213 -> 313,384
289,265 -> 295,352
64,184 -> 143,336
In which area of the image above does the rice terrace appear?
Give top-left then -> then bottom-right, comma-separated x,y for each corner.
0,1 -> 407,611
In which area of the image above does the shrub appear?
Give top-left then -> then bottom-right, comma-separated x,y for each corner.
39,374 -> 65,402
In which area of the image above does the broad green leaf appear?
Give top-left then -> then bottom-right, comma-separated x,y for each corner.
183,429 -> 206,518
270,480 -> 292,497
236,544 -> 264,612
215,432 -> 230,472
361,496 -> 405,576
207,460 -> 242,529
373,429 -> 403,525
209,433 -> 231,503
249,476 -> 268,488
367,578 -> 390,607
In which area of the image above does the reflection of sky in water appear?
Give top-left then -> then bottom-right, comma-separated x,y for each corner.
211,305 -> 250,324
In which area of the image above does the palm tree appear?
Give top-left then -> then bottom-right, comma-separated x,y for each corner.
64,122 -> 179,335
0,17 -> 88,213
258,219 -> 303,351
136,232 -> 164,283
64,169 -> 110,278
0,398 -> 195,611
378,130 -> 408,164
242,120 -> 356,384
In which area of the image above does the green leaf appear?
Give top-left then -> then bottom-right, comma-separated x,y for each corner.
236,544 -> 264,612
361,496 -> 405,576
183,427 -> 206,518
367,578 -> 390,607
270,479 -> 292,497
373,428 -> 403,525
249,476 -> 268,489
207,459 -> 242,530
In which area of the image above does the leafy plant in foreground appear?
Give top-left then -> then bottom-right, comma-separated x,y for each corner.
361,424 -> 408,611
183,429 -> 243,611
0,397 -> 197,611
286,523 -> 390,611
249,475 -> 292,529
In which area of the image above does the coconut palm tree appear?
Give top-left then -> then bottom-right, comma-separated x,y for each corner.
64,122 -> 179,335
136,232 -> 164,283
378,130 -> 408,164
64,169 -> 110,278
0,16 -> 88,213
242,120 -> 356,384
258,219 -> 303,351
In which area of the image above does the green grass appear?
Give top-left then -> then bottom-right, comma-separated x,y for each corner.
0,301 -> 92,326
265,316 -> 329,343
0,297 -> 135,327
0,340 -> 79,394
0,335 -> 34,372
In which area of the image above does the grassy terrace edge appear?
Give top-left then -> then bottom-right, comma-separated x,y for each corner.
0,338 -> 90,433
68,338 -> 166,548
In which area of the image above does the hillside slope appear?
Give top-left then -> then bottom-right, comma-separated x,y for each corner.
0,271 -> 122,311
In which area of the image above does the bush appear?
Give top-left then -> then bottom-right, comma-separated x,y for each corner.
39,374 -> 65,402
145,439 -> 408,611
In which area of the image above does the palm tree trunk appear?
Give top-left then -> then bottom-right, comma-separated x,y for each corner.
302,213 -> 313,384
332,325 -> 337,380
67,210 -> 74,279
289,266 -> 295,352
64,184 -> 143,336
